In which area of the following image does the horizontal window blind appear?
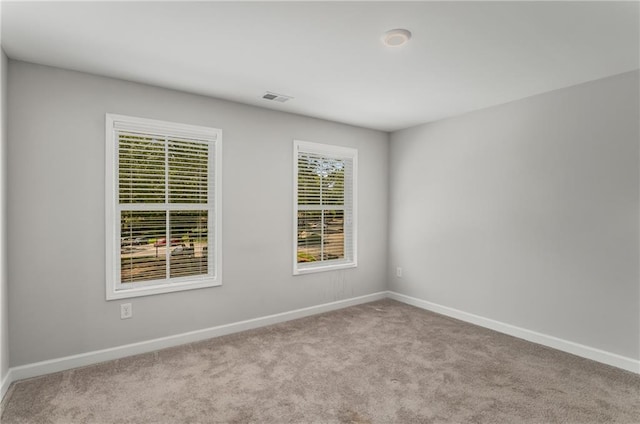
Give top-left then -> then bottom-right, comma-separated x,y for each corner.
168,139 -> 209,203
294,141 -> 357,274
118,130 -> 212,285
169,210 -> 208,279
119,135 -> 166,203
106,114 -> 221,299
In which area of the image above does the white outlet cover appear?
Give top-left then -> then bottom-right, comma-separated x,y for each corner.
120,303 -> 133,319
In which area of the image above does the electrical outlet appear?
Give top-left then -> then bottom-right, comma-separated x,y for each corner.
396,267 -> 403,278
120,303 -> 133,319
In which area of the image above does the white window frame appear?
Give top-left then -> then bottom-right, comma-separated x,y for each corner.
293,140 -> 357,275
105,114 -> 222,300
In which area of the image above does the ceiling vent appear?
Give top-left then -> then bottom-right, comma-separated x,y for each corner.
262,91 -> 294,103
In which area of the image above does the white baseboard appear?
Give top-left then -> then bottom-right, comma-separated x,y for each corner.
387,291 -> 640,374
7,291 -> 387,388
3,288 -> 637,405
0,369 -> 11,403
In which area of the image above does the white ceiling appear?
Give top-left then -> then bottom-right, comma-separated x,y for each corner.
1,1 -> 638,132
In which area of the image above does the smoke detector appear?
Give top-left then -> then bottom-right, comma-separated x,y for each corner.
382,29 -> 412,47
262,92 -> 294,103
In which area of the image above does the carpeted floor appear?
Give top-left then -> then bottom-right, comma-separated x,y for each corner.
1,299 -> 639,423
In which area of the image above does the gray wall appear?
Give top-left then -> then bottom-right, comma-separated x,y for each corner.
389,71 -> 640,360
1,50 -> 8,385
7,61 -> 389,366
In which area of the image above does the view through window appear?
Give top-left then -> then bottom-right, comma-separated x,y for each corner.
294,140 -> 357,274
106,114 -> 221,299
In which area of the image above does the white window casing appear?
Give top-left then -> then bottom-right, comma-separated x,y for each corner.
293,140 -> 357,275
106,114 -> 222,300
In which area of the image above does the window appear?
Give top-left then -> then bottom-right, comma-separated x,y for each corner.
105,114 -> 221,299
294,140 -> 357,274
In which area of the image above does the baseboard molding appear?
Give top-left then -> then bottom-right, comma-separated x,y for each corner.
0,369 -> 11,404
8,291 -> 387,386
387,291 -> 640,374
3,288 -> 637,403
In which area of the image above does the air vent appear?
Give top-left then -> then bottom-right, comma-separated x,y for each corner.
262,91 -> 294,103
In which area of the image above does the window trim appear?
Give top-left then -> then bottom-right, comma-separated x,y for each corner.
293,140 -> 357,275
105,114 -> 222,300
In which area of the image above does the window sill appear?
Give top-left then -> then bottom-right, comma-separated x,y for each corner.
294,261 -> 357,276
107,278 -> 221,300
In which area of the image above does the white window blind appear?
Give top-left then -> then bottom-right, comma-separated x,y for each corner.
106,114 -> 222,300
294,140 -> 357,274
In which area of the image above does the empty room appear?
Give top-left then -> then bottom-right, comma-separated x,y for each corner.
0,1 -> 639,423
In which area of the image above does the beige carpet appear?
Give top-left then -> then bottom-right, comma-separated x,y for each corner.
1,299 -> 639,423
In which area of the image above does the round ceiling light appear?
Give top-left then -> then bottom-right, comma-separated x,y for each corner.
382,29 -> 412,47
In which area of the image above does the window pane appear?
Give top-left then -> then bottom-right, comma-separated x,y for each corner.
323,210 -> 344,260
119,134 -> 166,203
298,155 -> 321,205
121,211 -> 167,283
297,211 -> 322,263
169,211 -> 208,278
169,139 -> 209,203
322,163 -> 344,205
298,154 -> 345,206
